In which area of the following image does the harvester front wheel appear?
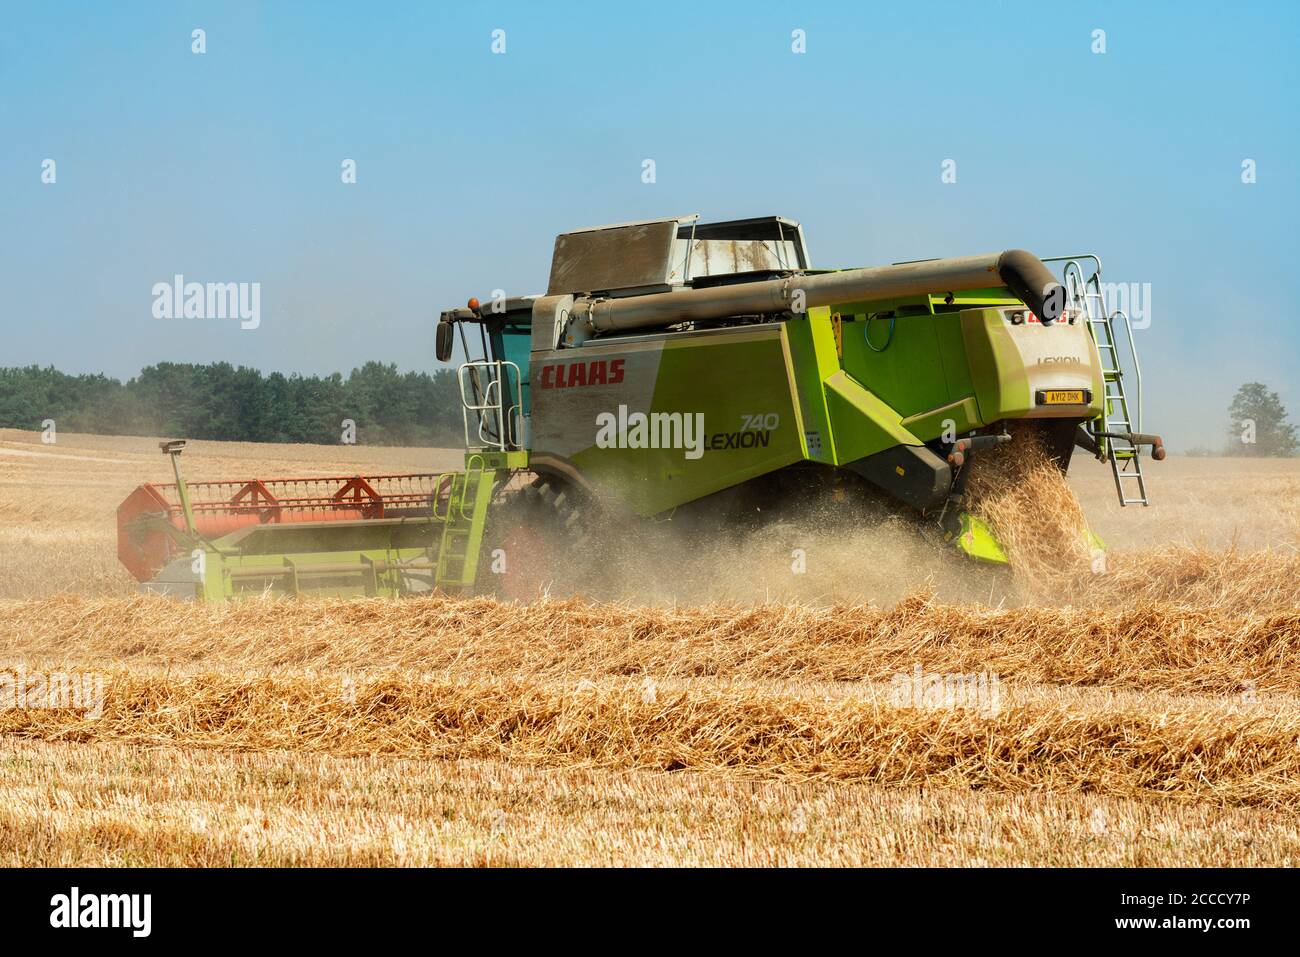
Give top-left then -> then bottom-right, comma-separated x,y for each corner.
479,475 -> 598,601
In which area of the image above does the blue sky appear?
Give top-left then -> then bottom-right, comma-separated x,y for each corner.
1,0 -> 1296,448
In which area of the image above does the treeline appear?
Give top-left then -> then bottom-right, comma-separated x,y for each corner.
0,362 -> 464,446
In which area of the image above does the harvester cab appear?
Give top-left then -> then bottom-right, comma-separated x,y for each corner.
118,213 -> 1164,601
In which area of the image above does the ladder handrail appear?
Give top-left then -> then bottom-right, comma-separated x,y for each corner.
1043,254 -> 1103,276
457,360 -> 524,451
430,472 -> 456,521
1063,263 -> 1089,319
1109,308 -> 1143,433
460,453 -> 486,521
1059,259 -> 1101,320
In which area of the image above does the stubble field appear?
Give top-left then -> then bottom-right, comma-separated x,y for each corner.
1,427 -> 1297,866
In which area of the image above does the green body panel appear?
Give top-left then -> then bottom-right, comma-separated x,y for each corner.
823,370 -> 921,461
783,308 -> 840,463
901,396 -> 982,443
933,312 -> 976,403
839,312 -> 949,420
551,328 -> 804,517
474,449 -> 529,471
962,308 -> 1105,423
952,512 -> 1009,564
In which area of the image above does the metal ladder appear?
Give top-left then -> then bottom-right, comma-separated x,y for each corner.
1057,257 -> 1149,506
432,459 -> 496,589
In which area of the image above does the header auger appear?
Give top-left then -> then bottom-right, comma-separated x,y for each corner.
118,214 -> 1163,600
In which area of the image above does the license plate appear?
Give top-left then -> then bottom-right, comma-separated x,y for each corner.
1041,390 -> 1085,405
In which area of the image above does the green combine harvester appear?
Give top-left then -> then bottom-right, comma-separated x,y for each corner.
117,214 -> 1163,601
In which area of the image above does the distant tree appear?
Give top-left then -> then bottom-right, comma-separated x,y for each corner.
1226,382 -> 1298,457
0,362 -> 466,448
299,372 -> 351,444
130,363 -> 207,437
424,368 -> 464,444
0,366 -> 49,429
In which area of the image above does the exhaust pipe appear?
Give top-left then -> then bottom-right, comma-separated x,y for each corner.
573,249 -> 1065,336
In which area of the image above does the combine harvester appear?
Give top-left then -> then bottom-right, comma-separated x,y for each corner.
117,214 -> 1163,600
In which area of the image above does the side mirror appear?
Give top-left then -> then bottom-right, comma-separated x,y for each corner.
435,321 -> 455,362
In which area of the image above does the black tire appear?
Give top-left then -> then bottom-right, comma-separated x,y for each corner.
477,474 -> 600,600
